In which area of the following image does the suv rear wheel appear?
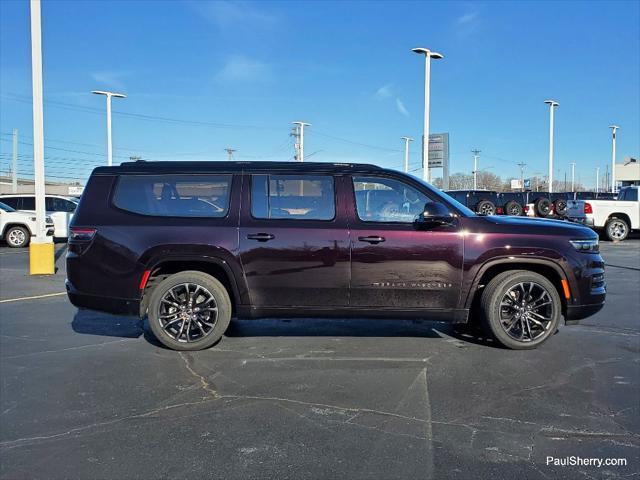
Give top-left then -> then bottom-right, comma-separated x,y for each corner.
5,226 -> 30,248
147,271 -> 232,351
605,217 -> 629,242
481,270 -> 561,349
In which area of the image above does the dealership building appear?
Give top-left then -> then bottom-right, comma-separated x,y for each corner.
616,157 -> 640,187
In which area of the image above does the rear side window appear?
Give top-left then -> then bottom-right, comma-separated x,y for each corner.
251,174 -> 335,220
20,197 -> 35,210
113,174 -> 232,217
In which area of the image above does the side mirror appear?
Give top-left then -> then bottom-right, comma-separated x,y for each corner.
415,202 -> 455,227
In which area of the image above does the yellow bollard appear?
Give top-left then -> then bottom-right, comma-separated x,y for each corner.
29,240 -> 55,275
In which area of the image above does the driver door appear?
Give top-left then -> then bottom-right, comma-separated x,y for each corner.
348,175 -> 464,311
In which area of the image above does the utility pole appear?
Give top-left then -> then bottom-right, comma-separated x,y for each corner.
517,162 -> 526,192
225,148 -> 236,161
609,125 -> 619,193
605,164 -> 610,192
570,162 -> 576,192
400,136 -> 413,172
292,121 -> 310,162
472,149 -> 481,190
544,100 -> 559,193
12,129 -> 18,193
596,167 -> 600,193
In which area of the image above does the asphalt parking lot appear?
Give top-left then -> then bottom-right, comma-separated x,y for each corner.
1,240 -> 639,479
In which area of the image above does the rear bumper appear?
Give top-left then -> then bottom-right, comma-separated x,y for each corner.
65,279 -> 140,316
567,216 -> 595,227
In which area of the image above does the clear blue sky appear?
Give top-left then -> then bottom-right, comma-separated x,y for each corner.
1,0 -> 639,187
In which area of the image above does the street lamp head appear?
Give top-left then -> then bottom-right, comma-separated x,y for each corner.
544,99 -> 559,107
609,124 -> 620,130
92,90 -> 127,98
412,48 -> 444,59
292,121 -> 311,127
400,136 -> 413,142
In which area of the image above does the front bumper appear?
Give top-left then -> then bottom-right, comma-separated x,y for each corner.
565,302 -> 605,323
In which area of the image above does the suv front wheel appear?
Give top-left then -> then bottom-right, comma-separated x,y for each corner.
481,270 -> 561,349
147,271 -> 232,351
5,226 -> 30,248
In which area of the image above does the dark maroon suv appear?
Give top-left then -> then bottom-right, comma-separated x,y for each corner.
66,161 -> 605,351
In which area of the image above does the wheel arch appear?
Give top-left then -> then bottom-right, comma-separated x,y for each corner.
2,222 -> 31,237
465,258 -> 569,319
606,212 -> 631,228
140,256 -> 242,317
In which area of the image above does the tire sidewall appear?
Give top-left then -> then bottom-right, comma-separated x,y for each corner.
535,198 -> 551,217
147,271 -> 232,351
505,201 -> 523,216
477,200 -> 496,215
606,217 -> 629,242
484,272 -> 561,349
6,226 -> 29,248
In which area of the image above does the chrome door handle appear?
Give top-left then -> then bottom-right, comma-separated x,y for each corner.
358,235 -> 385,244
246,233 -> 275,242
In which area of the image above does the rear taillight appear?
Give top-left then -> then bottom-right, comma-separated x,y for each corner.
69,227 -> 96,241
524,205 -> 530,213
584,202 -> 593,214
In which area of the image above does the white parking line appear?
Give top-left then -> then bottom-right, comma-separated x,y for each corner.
0,292 -> 67,304
0,250 -> 29,255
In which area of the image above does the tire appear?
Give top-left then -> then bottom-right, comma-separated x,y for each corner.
534,197 -> 551,217
5,226 -> 30,248
476,200 -> 496,216
554,199 -> 568,217
605,216 -> 629,242
480,270 -> 561,350
147,271 -> 232,351
504,200 -> 523,216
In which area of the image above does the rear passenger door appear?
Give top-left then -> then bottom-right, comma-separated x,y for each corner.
238,173 -> 350,309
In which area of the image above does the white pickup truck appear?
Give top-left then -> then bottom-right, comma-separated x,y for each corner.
567,186 -> 639,241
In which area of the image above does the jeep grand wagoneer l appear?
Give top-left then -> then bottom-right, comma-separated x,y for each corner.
66,161 -> 605,350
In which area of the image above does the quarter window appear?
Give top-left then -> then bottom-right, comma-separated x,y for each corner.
113,175 -> 232,217
251,174 -> 335,220
353,177 -> 432,223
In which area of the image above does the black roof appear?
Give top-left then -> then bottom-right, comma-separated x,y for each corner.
92,161 -> 386,176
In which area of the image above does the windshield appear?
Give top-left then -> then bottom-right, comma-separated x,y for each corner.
407,174 -> 476,217
0,201 -> 16,212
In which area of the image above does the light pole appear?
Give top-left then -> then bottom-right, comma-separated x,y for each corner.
472,149 -> 481,190
92,90 -> 126,166
570,162 -> 576,191
544,100 -> 559,193
401,136 -> 413,172
412,47 -> 443,183
28,0 -> 54,274
596,167 -> 600,193
609,125 -> 619,193
292,121 -> 310,162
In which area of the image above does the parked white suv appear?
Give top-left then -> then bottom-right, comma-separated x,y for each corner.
0,194 -> 77,238
0,201 -> 54,248
567,186 -> 639,241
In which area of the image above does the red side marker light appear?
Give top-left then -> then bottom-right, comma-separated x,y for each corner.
139,270 -> 151,291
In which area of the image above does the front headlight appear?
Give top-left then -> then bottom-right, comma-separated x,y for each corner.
570,238 -> 599,253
